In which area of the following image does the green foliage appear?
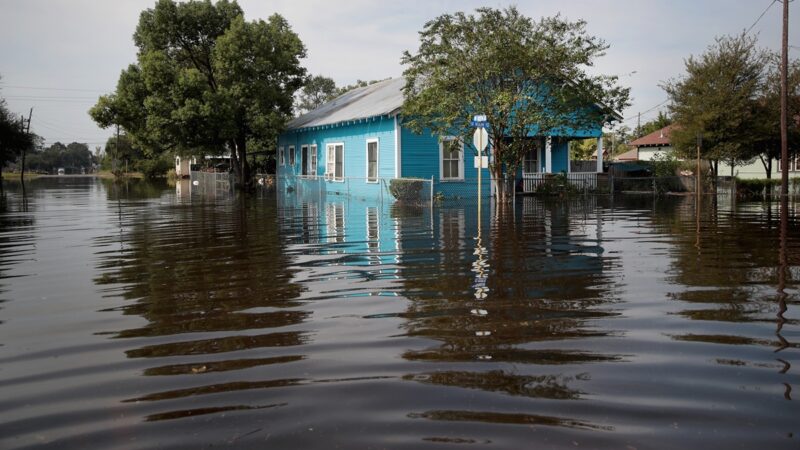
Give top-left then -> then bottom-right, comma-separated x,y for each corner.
334,79 -> 388,97
0,84 -> 34,170
89,0 -> 306,188
296,75 -> 337,113
137,154 -> 173,179
389,178 -> 424,202
750,57 -> 800,175
663,34 -> 769,168
534,173 -> 581,195
634,111 -> 671,138
26,141 -> 93,173
401,7 -> 630,199
648,152 -> 680,178
735,177 -> 781,199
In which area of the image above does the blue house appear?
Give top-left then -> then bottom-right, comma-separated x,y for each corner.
277,77 -> 615,200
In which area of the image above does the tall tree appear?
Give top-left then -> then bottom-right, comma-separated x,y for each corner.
750,56 -> 800,178
89,0 -> 306,189
0,86 -> 34,185
296,75 -> 337,114
663,34 -> 769,176
635,111 -> 671,138
401,7 -> 629,200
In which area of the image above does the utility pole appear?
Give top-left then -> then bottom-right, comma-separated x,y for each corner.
637,112 -> 641,137
779,0 -> 789,198
19,108 -> 32,181
115,123 -> 120,176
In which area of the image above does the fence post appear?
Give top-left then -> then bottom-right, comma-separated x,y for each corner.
430,175 -> 434,209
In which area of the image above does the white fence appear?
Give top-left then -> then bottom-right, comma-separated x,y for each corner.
522,172 -> 598,192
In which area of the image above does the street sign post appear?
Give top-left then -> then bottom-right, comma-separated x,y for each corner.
473,125 -> 489,222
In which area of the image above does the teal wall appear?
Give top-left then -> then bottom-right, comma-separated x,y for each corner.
278,116 -> 395,200
400,125 -> 492,199
278,115 -> 579,201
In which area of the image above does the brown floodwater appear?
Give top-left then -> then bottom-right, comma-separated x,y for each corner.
0,177 -> 797,449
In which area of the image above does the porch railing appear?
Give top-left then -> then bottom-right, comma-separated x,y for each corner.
522,172 -> 598,192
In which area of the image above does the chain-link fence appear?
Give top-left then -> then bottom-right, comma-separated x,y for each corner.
277,175 -> 434,206
190,171 -> 234,199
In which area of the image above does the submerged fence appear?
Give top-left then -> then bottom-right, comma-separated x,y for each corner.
190,171 -> 234,198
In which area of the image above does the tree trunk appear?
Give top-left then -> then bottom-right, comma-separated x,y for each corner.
233,134 -> 252,191
490,162 -> 509,201
19,149 -> 26,183
760,155 -> 771,180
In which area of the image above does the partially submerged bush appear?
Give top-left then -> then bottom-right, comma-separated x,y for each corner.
389,178 -> 424,201
534,172 -> 581,195
137,155 -> 173,179
736,178 -> 780,199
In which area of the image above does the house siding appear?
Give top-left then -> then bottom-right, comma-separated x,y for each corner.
278,116 -> 396,200
400,125 -> 492,198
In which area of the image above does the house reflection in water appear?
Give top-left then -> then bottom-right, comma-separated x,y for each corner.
278,190 -> 623,430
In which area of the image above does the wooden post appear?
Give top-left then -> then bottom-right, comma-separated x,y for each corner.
780,0 -> 789,198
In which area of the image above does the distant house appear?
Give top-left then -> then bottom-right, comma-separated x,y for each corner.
629,124 -> 795,179
277,77 -> 616,200
613,147 -> 639,162
630,125 -> 675,161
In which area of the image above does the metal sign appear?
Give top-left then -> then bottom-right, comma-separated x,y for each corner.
473,127 -> 488,153
470,114 -> 488,128
473,156 -> 488,169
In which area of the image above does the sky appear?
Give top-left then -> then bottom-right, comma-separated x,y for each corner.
0,0 -> 797,150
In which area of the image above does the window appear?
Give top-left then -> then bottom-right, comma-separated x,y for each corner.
301,145 -> 308,176
440,138 -> 463,180
523,145 -> 539,173
366,139 -> 379,183
326,202 -> 345,244
310,144 -> 318,176
288,145 -> 295,166
326,143 -> 344,181
278,146 -> 285,165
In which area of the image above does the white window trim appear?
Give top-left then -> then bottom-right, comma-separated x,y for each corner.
278,146 -> 285,166
310,144 -> 318,177
366,138 -> 379,183
325,142 -> 345,182
288,145 -> 295,167
439,137 -> 464,181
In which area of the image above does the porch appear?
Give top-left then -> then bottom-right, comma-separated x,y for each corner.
521,172 -> 599,192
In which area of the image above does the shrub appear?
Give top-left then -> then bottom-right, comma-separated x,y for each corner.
736,178 -> 780,199
389,178 -> 424,202
534,172 -> 580,195
137,155 -> 173,179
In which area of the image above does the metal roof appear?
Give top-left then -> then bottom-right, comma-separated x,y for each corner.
286,77 -> 405,131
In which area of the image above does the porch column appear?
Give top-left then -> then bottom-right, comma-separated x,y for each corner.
596,136 -> 604,173
545,136 -> 552,173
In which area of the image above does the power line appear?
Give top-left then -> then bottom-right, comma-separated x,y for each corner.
745,0 -> 778,35
0,83 -> 108,93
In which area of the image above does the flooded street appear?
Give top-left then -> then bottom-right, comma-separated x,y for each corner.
0,177 -> 797,449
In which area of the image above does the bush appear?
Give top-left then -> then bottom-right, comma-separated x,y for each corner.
534,172 -> 581,195
137,155 -> 172,179
736,178 -> 780,199
389,178 -> 424,202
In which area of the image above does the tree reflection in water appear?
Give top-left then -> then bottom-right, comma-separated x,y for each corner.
395,197 -> 622,430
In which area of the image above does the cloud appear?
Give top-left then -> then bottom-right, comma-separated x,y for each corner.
0,0 -> 796,145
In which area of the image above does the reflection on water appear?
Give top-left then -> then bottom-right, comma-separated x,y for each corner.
0,178 -> 797,449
